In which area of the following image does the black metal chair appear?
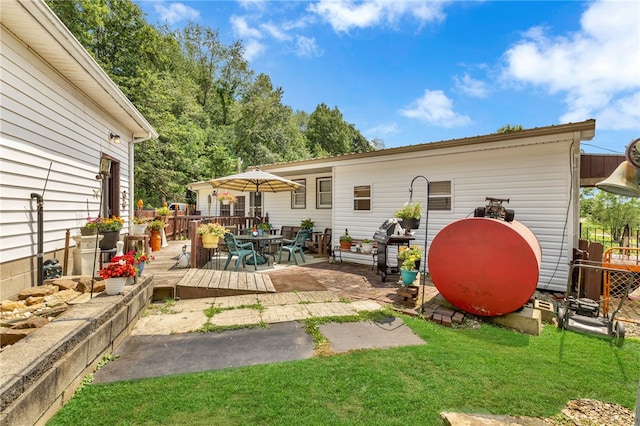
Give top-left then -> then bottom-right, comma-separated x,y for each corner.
223,233 -> 258,271
278,229 -> 311,265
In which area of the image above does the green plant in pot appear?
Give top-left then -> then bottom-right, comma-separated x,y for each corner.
339,229 -> 352,250
257,222 -> 272,235
156,206 -> 170,218
147,220 -> 165,232
393,202 -> 422,232
361,238 -> 374,254
300,218 -> 315,230
398,244 -> 424,285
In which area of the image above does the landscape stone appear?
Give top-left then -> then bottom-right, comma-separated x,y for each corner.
17,285 -> 58,300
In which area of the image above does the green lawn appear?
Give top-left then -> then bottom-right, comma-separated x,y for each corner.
48,317 -> 639,425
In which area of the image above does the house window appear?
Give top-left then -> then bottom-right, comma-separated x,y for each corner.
353,185 -> 371,211
219,202 -> 231,216
429,181 -> 452,211
234,196 -> 245,217
291,179 -> 306,209
317,177 -> 332,209
250,192 -> 262,217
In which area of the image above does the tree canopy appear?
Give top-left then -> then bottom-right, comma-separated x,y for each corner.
47,0 -> 377,207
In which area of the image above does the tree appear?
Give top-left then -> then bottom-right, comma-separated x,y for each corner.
587,189 -> 640,241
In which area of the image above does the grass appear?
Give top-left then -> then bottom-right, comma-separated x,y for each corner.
47,318 -> 639,426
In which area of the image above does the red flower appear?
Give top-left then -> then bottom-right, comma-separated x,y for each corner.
99,254 -> 136,279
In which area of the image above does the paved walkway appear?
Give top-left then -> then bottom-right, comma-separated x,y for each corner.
136,239 -> 440,335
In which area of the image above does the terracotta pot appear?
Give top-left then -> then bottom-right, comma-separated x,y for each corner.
202,234 -> 220,248
340,241 -> 352,250
150,231 -> 162,251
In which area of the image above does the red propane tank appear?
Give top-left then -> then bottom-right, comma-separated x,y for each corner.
428,218 -> 541,316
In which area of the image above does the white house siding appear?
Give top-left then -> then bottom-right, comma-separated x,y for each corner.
0,25 -> 132,298
268,129 -> 585,292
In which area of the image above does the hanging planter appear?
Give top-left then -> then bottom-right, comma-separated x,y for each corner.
401,217 -> 421,232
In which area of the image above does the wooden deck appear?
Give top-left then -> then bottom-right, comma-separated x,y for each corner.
175,268 -> 276,299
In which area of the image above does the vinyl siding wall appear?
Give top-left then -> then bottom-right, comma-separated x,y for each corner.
330,137 -> 576,291
1,28 -> 131,296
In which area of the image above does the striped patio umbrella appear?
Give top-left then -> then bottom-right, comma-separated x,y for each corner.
207,167 -> 304,193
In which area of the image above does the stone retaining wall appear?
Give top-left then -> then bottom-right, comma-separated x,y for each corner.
0,276 -> 153,426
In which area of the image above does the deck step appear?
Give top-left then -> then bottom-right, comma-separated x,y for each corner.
175,269 -> 276,299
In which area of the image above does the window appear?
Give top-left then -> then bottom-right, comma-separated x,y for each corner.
429,181 -> 452,211
234,196 -> 245,217
353,185 -> 371,211
250,192 -> 262,217
316,177 -> 332,209
291,179 -> 306,209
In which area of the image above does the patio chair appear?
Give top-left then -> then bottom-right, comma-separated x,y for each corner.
278,229 -> 312,265
223,233 -> 258,271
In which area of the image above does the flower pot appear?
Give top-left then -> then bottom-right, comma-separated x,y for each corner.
135,262 -> 145,276
401,217 -> 420,232
340,241 -> 351,250
99,230 -> 120,250
105,277 -> 126,295
150,230 -> 162,251
80,227 -> 96,236
131,224 -> 147,236
202,234 -> 220,248
221,199 -> 230,205
400,269 -> 419,285
361,242 -> 374,254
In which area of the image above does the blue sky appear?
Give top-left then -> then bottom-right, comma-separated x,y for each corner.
135,0 -> 639,155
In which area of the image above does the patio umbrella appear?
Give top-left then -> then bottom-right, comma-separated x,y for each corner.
208,167 -> 303,193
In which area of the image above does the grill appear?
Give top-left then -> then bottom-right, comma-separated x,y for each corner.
373,219 -> 415,282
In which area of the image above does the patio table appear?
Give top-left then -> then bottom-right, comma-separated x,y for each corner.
236,234 -> 283,265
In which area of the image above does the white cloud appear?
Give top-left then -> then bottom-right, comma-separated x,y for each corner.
502,0 -> 640,130
153,2 -> 199,24
367,122 -> 399,136
295,36 -> 322,57
308,0 -> 446,32
243,39 -> 267,62
231,15 -> 263,39
399,90 -> 471,127
454,73 -> 489,98
261,23 -> 291,42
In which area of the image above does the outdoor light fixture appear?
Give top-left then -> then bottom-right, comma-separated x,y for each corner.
109,132 -> 120,144
99,157 -> 112,176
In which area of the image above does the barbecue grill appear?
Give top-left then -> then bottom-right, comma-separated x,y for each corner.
373,218 -> 415,282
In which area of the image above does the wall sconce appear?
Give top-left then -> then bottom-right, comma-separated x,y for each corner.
109,133 -> 120,144
121,190 -> 128,210
99,157 -> 112,176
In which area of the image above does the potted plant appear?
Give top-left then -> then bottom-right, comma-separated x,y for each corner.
129,249 -> 153,277
339,229 -> 352,250
131,216 -> 148,236
398,245 -> 424,285
361,238 -> 374,254
98,252 -> 136,295
196,222 -> 228,248
81,217 -> 100,236
147,220 -> 165,251
156,206 -> 170,220
300,218 -> 315,231
394,202 -> 422,232
257,222 -> 272,236
96,216 -> 124,250
216,191 -> 237,205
